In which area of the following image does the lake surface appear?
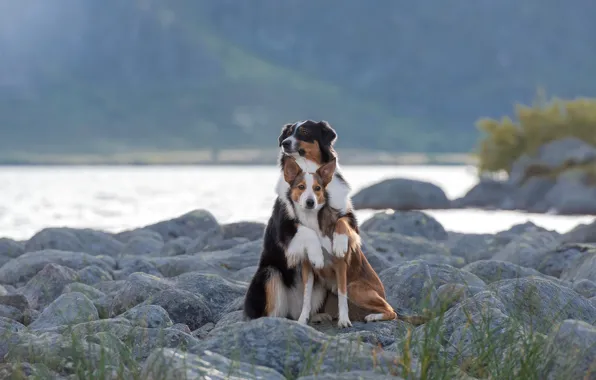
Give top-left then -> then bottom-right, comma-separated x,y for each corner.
0,165 -> 593,240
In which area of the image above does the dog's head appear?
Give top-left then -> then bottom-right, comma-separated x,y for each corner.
283,156 -> 337,211
278,120 -> 337,165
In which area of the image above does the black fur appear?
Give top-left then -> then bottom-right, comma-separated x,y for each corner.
243,198 -> 299,319
244,119 -> 358,319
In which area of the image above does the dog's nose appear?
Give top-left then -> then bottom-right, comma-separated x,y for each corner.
282,140 -> 291,149
305,199 -> 315,209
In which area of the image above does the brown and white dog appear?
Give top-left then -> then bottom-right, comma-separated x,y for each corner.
282,156 -> 400,327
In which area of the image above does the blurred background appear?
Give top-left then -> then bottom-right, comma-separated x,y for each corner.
1,0 -> 595,239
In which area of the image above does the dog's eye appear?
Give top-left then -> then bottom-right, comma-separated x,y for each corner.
314,186 -> 322,191
298,184 -> 306,190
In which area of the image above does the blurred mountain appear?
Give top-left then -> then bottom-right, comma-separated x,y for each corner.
0,0 -> 594,155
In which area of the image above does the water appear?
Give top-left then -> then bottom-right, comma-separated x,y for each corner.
0,165 -> 593,241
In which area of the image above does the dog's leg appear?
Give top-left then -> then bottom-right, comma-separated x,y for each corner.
332,217 -> 360,258
346,281 -> 397,323
298,261 -> 314,324
264,270 -> 288,318
334,259 -> 352,328
287,225 -> 324,269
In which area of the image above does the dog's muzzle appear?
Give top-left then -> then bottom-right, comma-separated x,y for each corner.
305,198 -> 315,209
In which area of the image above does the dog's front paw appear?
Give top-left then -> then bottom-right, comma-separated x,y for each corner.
332,233 -> 349,258
337,316 -> 352,328
307,244 -> 325,269
287,226 -> 317,266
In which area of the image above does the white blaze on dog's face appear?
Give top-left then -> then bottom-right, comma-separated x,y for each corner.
278,120 -> 337,166
284,158 -> 337,211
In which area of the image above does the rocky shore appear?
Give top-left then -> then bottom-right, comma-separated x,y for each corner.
353,137 -> 596,215
1,209 -> 596,379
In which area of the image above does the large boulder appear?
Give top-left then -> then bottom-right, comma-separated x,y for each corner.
125,209 -> 222,241
0,238 -> 25,268
452,178 -> 512,209
17,263 -> 80,309
352,178 -> 450,210
378,261 -> 486,315
361,210 -> 448,241
28,292 -> 99,331
0,250 -> 113,286
544,320 -> 596,380
25,227 -> 124,257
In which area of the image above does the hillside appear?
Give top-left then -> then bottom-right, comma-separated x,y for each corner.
0,0 -> 595,157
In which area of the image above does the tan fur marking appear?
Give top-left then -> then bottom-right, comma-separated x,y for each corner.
264,274 -> 280,316
346,281 -> 397,321
290,177 -> 307,203
298,140 -> 322,165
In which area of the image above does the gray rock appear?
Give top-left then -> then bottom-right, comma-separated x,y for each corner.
352,178 -> 451,210
545,319 -> 596,380
95,280 -> 127,295
63,282 -> 106,300
314,318 -> 409,348
0,238 -> 25,266
142,348 -> 287,380
222,221 -> 266,241
0,294 -> 30,311
452,178 -> 512,209
109,272 -> 173,316
0,304 -> 23,322
171,323 -> 192,334
142,209 -> 222,241
489,277 -> 596,334
230,266 -> 258,282
193,322 -> 215,339
559,219 -> 596,244
25,227 -> 124,257
435,283 -> 483,310
572,279 -> 596,298
560,245 -> 596,282
0,249 -> 114,285
17,263 -> 80,309
150,240 -> 262,277
419,254 -> 466,268
0,315 -> 26,332
463,260 -> 549,284
491,231 -> 559,270
213,310 -> 245,330
144,288 -> 213,330
114,257 -> 163,280
160,236 -> 193,256
115,228 -> 164,243
359,240 -> 393,274
174,272 -> 247,321
510,176 -> 555,212
29,292 -> 99,330
0,285 -> 7,296
120,304 -> 173,328
536,137 -> 596,170
543,169 -> 596,214
202,237 -> 251,252
184,228 -> 226,254
221,296 -> 245,315
190,317 -> 417,378
446,232 -> 501,263
361,210 -> 448,241
77,265 -> 113,285
363,231 -> 451,265
121,236 -> 163,256
378,261 -> 486,315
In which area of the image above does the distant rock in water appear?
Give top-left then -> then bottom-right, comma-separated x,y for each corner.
352,178 -> 451,210
454,137 -> 596,215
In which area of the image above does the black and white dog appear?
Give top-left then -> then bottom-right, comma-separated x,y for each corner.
244,120 -> 359,320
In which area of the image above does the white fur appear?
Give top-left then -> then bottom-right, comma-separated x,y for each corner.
332,232 -> 349,258
310,313 -> 332,323
365,313 -> 385,322
287,225 -> 324,269
298,270 -> 314,324
319,235 -> 332,255
337,291 -> 352,328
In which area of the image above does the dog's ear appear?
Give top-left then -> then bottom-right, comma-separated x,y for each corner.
278,123 -> 294,147
318,120 -> 337,147
317,157 -> 336,187
283,157 -> 302,184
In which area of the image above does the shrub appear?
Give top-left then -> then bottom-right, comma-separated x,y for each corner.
476,94 -> 596,174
